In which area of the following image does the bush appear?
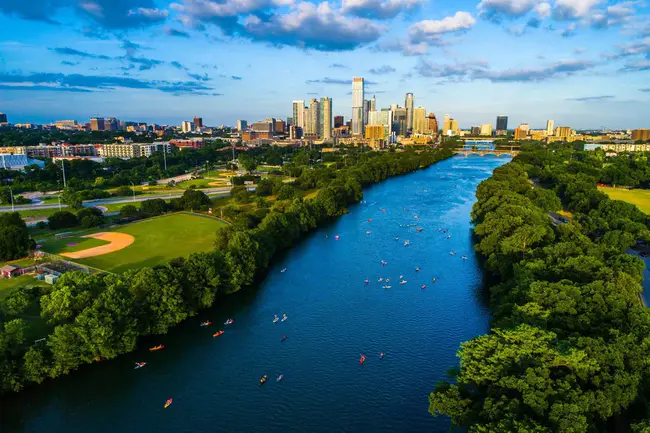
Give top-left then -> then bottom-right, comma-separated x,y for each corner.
76,207 -> 103,221
119,205 -> 139,218
230,185 -> 249,203
47,211 -> 78,230
80,215 -> 104,228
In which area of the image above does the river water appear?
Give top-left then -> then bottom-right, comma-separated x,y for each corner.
1,155 -> 509,433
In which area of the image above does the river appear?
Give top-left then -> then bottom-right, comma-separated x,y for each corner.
1,155 -> 509,433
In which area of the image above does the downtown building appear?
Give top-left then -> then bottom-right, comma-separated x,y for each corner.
352,77 -> 365,136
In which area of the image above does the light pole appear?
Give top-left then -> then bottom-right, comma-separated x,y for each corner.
130,182 -> 136,202
60,159 -> 67,188
9,187 -> 14,212
57,195 -> 62,210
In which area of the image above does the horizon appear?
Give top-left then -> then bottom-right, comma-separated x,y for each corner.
0,0 -> 649,129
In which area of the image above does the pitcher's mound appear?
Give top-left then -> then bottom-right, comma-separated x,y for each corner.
61,232 -> 135,259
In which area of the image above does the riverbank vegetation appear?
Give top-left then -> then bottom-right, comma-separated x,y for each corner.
0,148 -> 453,394
429,143 -> 650,432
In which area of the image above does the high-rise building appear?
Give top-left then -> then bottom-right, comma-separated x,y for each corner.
546,120 -> 555,136
442,114 -> 451,135
405,93 -> 414,133
392,107 -> 407,137
289,125 -> 303,139
555,126 -> 571,138
319,97 -> 332,140
264,118 -> 277,134
0,113 -> 7,124
370,96 -> 376,112
514,128 -> 528,140
292,100 -> 305,128
519,123 -> 530,132
413,107 -> 427,134
471,126 -> 481,136
363,99 -> 371,126
449,119 -> 459,135
236,120 -> 248,131
275,119 -> 286,134
334,115 -> 344,128
480,124 -> 493,136
426,113 -> 438,135
369,110 -> 393,141
496,115 -> 508,134
193,117 -> 203,128
105,117 -> 119,131
632,129 -> 650,141
304,98 -> 320,137
90,117 -> 105,131
352,77 -> 365,135
181,121 -> 194,133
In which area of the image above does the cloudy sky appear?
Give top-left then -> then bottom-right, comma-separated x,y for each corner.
0,0 -> 649,129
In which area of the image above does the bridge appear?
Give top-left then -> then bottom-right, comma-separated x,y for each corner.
454,148 -> 520,157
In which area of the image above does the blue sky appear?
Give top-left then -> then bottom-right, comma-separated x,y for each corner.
0,0 -> 649,129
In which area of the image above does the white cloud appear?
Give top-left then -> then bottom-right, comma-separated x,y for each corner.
553,0 -> 603,20
79,2 -> 104,18
128,7 -> 169,19
409,11 -> 476,44
478,0 -> 537,21
535,2 -> 551,18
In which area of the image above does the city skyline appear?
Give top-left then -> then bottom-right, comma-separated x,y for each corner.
0,1 -> 649,129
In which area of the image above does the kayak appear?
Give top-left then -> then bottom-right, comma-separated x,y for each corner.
134,362 -> 147,369
164,398 -> 173,409
273,317 -> 279,323
379,353 -> 385,359
200,321 -> 212,327
360,355 -> 366,364
260,375 -> 268,385
224,319 -> 234,325
213,330 -> 224,337
281,335 -> 287,342
276,374 -> 283,382
149,345 -> 164,351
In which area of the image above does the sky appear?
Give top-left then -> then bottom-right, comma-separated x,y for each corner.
0,0 -> 649,129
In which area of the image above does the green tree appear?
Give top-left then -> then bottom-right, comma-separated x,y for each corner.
47,211 -> 78,230
0,212 -> 30,261
181,189 -> 210,211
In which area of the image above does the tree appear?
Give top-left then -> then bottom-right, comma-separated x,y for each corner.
181,189 -> 210,211
61,189 -> 82,209
0,212 -> 30,261
277,184 -> 296,200
119,204 -> 139,218
140,198 -> 167,216
230,185 -> 249,203
40,272 -> 104,325
47,211 -> 78,230
239,154 -> 258,173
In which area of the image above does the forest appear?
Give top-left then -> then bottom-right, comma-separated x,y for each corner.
0,148 -> 453,394
429,142 -> 650,432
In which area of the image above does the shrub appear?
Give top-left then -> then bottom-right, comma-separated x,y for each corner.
47,211 -> 78,230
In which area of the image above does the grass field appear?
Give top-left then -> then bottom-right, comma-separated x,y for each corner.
0,274 -> 49,296
42,236 -> 110,254
41,213 -> 226,273
598,187 -> 650,214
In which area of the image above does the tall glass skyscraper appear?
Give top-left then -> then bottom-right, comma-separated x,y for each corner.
319,97 -> 332,140
496,115 -> 508,132
352,77 -> 365,136
405,93 -> 414,133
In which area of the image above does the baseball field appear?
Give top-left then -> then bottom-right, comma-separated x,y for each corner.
598,187 -> 650,215
41,213 -> 227,273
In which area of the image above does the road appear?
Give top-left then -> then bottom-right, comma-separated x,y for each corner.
0,187 -> 235,213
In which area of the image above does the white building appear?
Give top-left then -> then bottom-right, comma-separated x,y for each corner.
352,77 -> 365,136
181,121 -> 194,133
546,120 -> 555,136
480,124 -> 493,136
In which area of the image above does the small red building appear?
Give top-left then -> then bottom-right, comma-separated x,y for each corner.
1,265 -> 23,278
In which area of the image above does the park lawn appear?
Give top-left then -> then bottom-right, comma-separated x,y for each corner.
41,235 -> 110,254
176,178 -> 214,189
598,187 -> 650,215
0,274 -> 48,298
65,213 -> 227,273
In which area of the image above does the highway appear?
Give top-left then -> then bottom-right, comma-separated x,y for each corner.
0,187 -> 235,213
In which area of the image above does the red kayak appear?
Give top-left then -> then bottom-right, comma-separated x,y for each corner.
360,354 -> 366,364
213,330 -> 224,338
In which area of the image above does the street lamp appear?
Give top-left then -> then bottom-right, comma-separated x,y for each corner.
129,182 -> 136,202
9,187 -> 14,212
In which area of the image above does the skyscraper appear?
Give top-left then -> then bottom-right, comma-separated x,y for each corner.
370,96 -> 376,112
496,115 -> 508,133
546,120 -> 555,136
292,100 -> 305,128
413,107 -> 426,134
392,107 -> 407,137
363,99 -> 371,126
352,77 -> 364,136
181,121 -> 194,133
236,120 -> 247,131
405,93 -> 414,133
426,113 -> 438,135
0,113 -> 7,123
193,117 -> 203,128
90,117 -> 105,131
305,98 -> 320,137
334,116 -> 344,128
442,114 -> 451,135
480,124 -> 493,136
320,97 -> 332,140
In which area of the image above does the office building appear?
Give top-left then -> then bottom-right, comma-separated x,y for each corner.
514,128 -> 528,140
426,113 -> 438,135
236,120 -> 248,131
181,121 -> 194,133
289,125 -> 303,139
392,107 -> 407,137
443,114 -> 451,135
405,93 -> 414,133
54,120 -> 78,129
546,120 -> 555,136
352,77 -> 365,135
480,124 -> 493,136
369,110 -> 393,141
413,107 -> 427,134
105,117 -> 119,131
496,116 -> 508,134
320,97 -> 332,140
292,100 -> 305,128
264,118 -> 277,134
363,99 -> 371,126
0,113 -> 7,124
449,119 -> 459,135
275,119 -> 286,134
632,129 -> 650,141
370,96 -> 376,112
555,126 -> 571,138
471,126 -> 481,136
252,120 -> 274,133
518,123 -> 530,133
193,117 -> 203,128
170,139 -> 204,150
334,116 -> 344,128
90,117 -> 105,131
304,99 -> 320,137
365,125 -> 388,149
